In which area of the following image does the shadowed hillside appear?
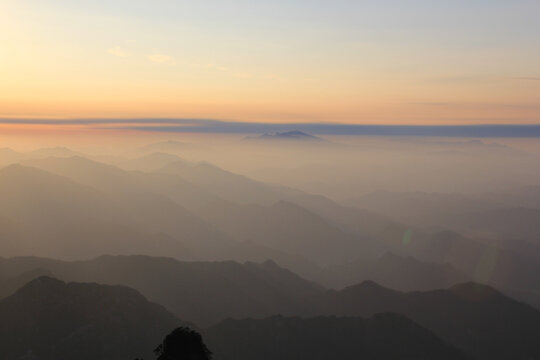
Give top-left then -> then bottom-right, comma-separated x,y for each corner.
311,281 -> 540,360
0,256 -> 322,327
206,314 -> 468,360
0,277 -> 182,360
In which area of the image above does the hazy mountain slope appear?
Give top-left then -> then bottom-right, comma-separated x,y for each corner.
0,277 -> 181,360
288,193 -> 406,244
157,155 -> 399,244
311,281 -> 540,360
446,207 -> 540,242
0,148 -> 24,167
0,164 -> 231,259
198,200 -> 367,266
324,252 -> 468,290
0,147 -> 81,167
0,215 -> 27,256
426,232 -> 540,292
370,227 -> 540,296
0,165 -> 154,258
347,190 -> 497,224
206,314 -> 467,360
22,156 -> 220,212
118,152 -> 186,172
496,238 -> 540,261
0,157 -> 398,272
347,190 -> 540,241
18,156 -> 402,266
0,256 -> 323,327
158,159 -> 282,205
28,146 -> 82,158
0,164 -> 114,228
479,185 -> 540,209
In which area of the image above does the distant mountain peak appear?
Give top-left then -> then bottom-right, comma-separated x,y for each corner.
14,276 -> 65,296
0,163 -> 44,177
0,147 -> 19,154
245,131 -> 325,142
341,280 -> 397,297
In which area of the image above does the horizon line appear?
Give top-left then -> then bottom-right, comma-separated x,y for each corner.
2,118 -> 540,137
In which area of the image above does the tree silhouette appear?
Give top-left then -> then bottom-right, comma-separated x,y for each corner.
153,327 -> 212,360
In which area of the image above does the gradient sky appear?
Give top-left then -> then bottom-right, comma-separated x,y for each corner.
1,0 -> 539,125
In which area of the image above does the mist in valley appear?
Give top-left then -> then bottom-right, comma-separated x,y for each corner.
1,131 -> 540,359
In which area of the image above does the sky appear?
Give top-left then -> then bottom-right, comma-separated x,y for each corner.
1,0 -> 539,129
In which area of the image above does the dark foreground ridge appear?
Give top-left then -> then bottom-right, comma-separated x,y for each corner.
205,314 -> 468,360
0,276 -> 469,360
3,258 -> 540,359
0,276 -> 182,360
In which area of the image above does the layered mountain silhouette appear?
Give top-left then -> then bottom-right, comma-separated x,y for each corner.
158,159 -> 282,205
0,147 -> 82,167
309,281 -> 540,360
4,156 -> 388,269
349,190 -> 540,242
368,225 -> 540,299
0,276 -> 475,360
197,200 -> 369,265
0,255 -> 322,327
2,255 -> 540,359
1,136 -> 539,360
2,155 -> 540,302
119,152 -> 188,172
0,164 -> 229,259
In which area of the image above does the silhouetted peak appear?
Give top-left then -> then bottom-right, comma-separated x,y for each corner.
0,163 -> 31,173
29,147 -> 81,158
0,147 -> 19,154
274,131 -> 319,138
61,155 -> 116,168
142,152 -> 185,162
261,259 -> 279,268
357,279 -> 385,289
15,276 -> 65,296
245,131 -> 324,141
341,280 -> 397,297
0,164 -> 53,180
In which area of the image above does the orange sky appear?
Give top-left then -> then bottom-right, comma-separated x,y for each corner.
1,1 -> 539,126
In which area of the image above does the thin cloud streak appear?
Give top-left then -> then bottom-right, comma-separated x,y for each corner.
1,118 -> 540,137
